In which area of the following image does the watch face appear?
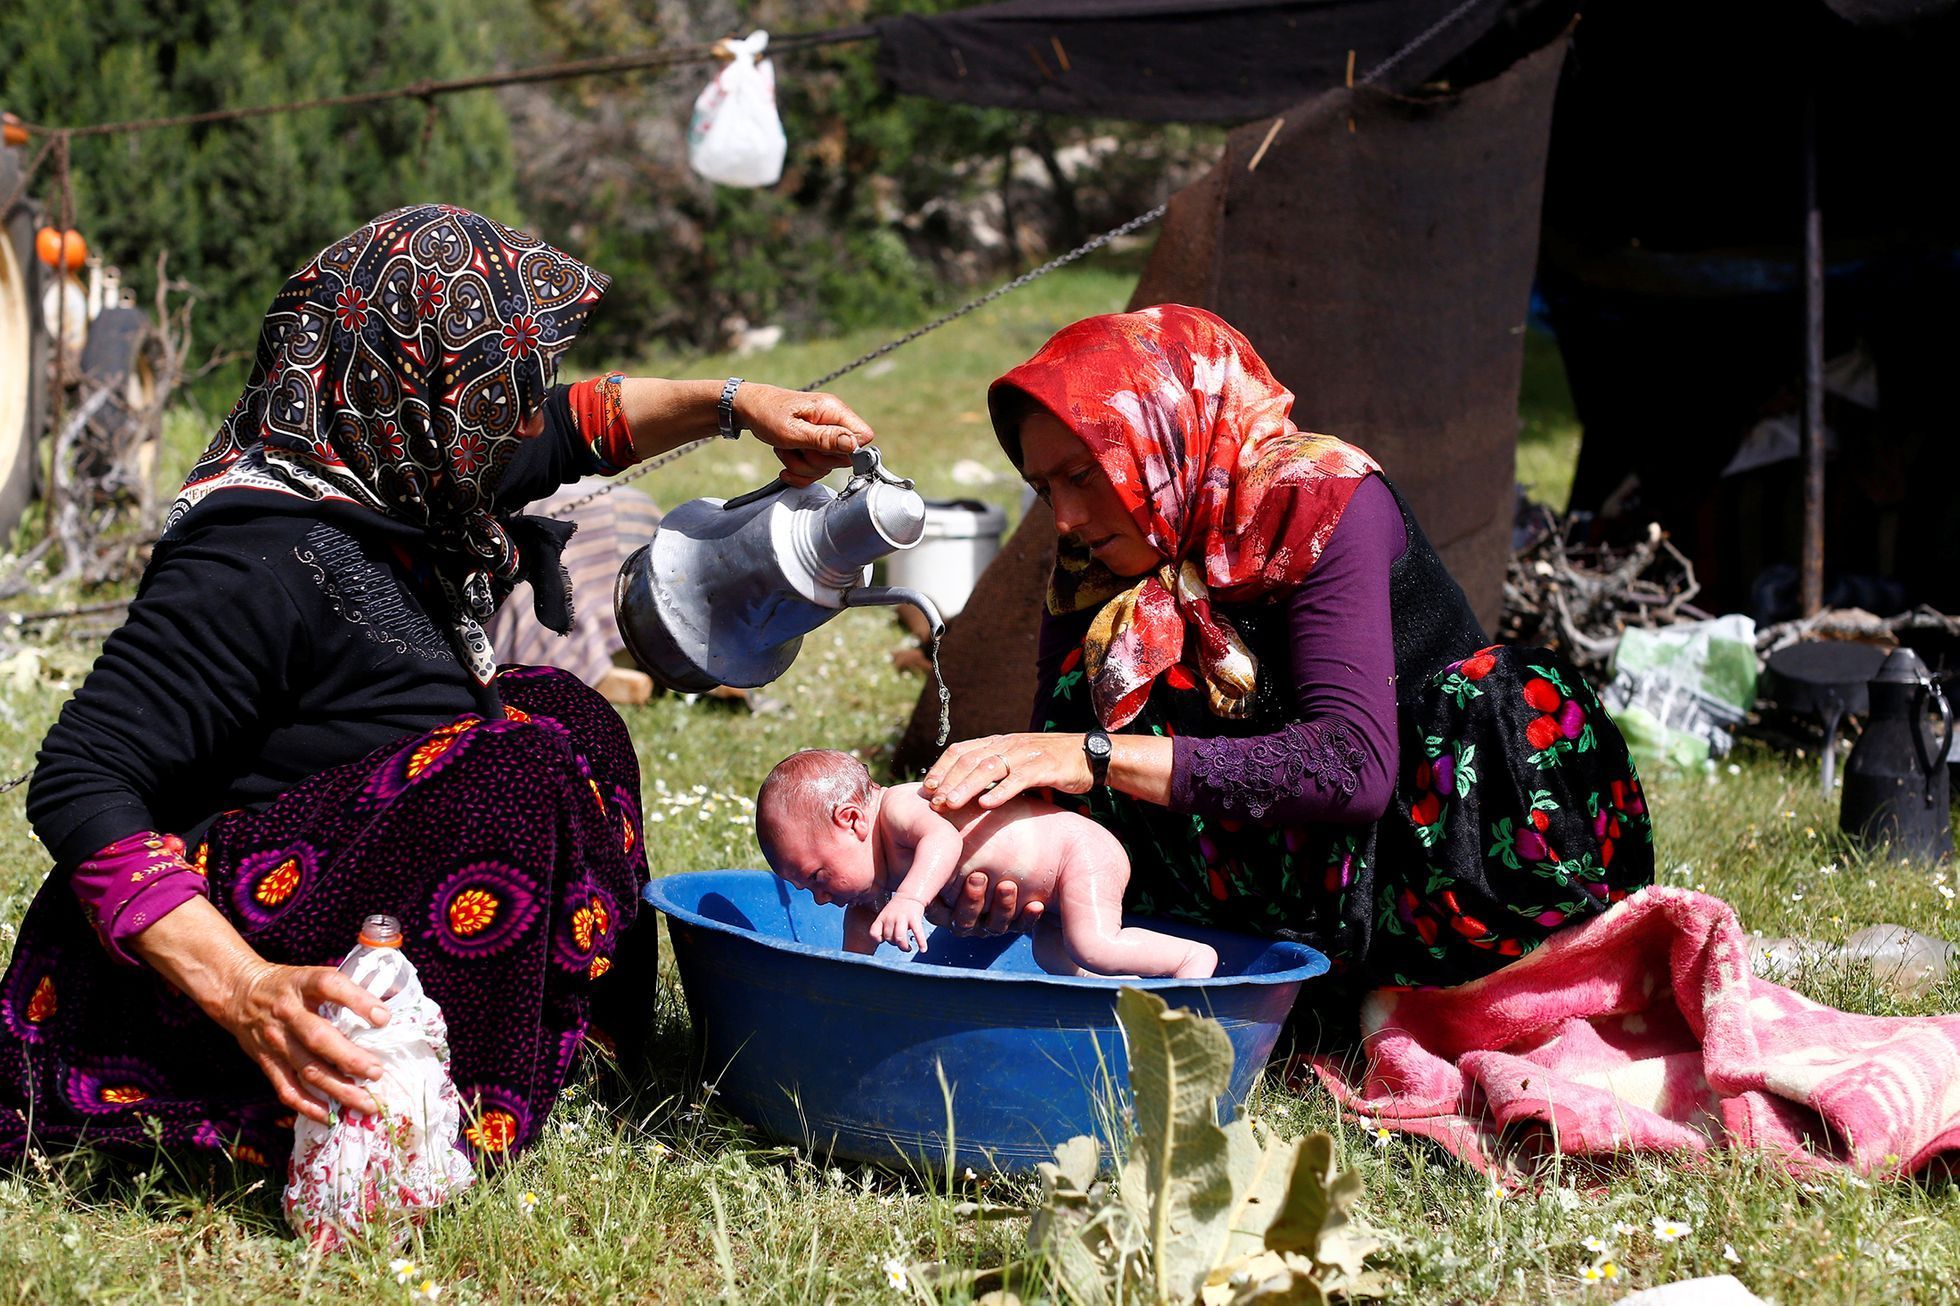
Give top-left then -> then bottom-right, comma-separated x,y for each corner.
1087,734 -> 1113,760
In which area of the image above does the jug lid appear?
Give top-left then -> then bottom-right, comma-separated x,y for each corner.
1873,647 -> 1930,685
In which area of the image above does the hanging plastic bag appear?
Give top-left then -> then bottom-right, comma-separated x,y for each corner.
281,927 -> 476,1251
688,30 -> 787,188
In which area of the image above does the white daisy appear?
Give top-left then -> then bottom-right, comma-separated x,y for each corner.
1652,1216 -> 1692,1242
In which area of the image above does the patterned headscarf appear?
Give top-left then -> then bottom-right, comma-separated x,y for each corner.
168,204 -> 610,684
990,304 -> 1382,730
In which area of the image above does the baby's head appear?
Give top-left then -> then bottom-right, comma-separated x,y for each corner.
755,749 -> 881,905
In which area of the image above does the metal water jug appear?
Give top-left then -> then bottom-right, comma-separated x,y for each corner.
614,446 -> 945,693
1839,647 -> 1954,863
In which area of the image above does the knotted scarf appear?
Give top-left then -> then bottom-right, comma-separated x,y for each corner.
990,304 -> 1382,729
167,205 -> 610,684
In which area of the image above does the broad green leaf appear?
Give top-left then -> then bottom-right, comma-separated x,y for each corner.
1052,1134 -> 1101,1195
1116,987 -> 1239,1304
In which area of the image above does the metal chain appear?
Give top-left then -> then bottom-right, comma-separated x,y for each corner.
543,200 -> 1168,520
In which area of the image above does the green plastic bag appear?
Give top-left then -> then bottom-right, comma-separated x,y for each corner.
1603,615 -> 1758,772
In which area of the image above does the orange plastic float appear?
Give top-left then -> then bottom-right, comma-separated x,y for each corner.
34,226 -> 87,271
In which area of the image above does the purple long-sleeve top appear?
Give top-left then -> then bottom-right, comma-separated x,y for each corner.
1032,473 -> 1407,827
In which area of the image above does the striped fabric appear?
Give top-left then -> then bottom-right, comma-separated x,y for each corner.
486,479 -> 662,687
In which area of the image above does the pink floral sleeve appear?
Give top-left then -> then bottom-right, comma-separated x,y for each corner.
70,831 -> 210,966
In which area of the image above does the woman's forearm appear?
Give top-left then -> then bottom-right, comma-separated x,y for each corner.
126,896 -> 263,1021
1106,733 -> 1174,807
620,378 -> 726,462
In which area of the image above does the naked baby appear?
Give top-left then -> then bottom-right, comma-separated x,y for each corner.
755,749 -> 1217,978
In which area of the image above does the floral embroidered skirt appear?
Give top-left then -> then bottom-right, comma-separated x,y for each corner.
0,666 -> 649,1167
1046,644 -> 1655,988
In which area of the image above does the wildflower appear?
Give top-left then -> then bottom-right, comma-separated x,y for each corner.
1938,885 -> 1956,902
962,1167 -> 978,1181
518,1190 -> 539,1213
649,1140 -> 670,1160
1724,1243 -> 1741,1264
390,1259 -> 417,1284
1486,1178 -> 1507,1201
1804,826 -> 1818,840
1612,1221 -> 1640,1238
60,1231 -> 80,1250
1820,862 -> 1838,876
1727,763 -> 1742,776
882,1257 -> 908,1290
1844,1174 -> 1872,1190
1652,1217 -> 1692,1242
413,1282 -> 442,1302
1579,1262 -> 1619,1284
1373,1127 -> 1393,1149
1581,1235 -> 1609,1254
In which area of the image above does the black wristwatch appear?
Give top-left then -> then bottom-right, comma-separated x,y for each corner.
1083,728 -> 1113,787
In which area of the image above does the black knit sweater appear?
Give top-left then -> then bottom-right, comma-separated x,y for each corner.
26,386 -> 600,869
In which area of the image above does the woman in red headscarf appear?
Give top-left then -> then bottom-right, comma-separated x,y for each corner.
925,305 -> 1653,989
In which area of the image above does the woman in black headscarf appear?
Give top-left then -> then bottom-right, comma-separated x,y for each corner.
0,205 -> 873,1166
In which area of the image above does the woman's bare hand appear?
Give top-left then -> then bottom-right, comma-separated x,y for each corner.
217,961 -> 391,1124
922,870 -> 1047,936
922,732 -> 1093,813
734,384 -> 875,486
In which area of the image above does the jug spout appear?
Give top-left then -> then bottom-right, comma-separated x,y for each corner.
841,584 -> 945,639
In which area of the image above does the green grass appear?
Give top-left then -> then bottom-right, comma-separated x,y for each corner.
5,264 -> 1959,1302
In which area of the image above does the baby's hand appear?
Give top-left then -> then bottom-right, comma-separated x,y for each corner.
871,895 -> 931,954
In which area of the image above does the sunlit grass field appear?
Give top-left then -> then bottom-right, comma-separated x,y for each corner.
3,262 -> 1957,1302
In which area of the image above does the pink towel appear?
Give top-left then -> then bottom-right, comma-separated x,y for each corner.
1304,887 -> 1960,1178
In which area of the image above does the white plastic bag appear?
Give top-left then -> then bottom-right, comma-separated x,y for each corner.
281,950 -> 476,1251
688,30 -> 787,188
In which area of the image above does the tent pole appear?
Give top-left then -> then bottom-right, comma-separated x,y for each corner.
1800,88 -> 1826,618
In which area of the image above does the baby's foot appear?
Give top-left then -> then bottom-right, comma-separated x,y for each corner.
1173,942 -> 1219,979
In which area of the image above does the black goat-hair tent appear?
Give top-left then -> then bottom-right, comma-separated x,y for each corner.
880,0 -> 1960,764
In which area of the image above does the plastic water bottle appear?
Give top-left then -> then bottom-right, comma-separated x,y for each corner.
333,913 -> 410,1010
1747,922 -> 1953,999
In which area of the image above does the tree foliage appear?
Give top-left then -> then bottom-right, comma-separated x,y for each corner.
0,0 -> 520,376
3,0 -> 1216,370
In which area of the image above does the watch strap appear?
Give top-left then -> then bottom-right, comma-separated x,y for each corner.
1084,728 -> 1113,786
717,376 -> 745,440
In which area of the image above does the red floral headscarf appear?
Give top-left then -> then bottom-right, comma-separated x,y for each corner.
990,304 -> 1381,730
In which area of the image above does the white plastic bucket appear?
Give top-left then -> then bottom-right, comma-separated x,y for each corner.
881,498 -> 1007,619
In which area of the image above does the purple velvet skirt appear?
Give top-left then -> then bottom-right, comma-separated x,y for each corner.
0,666 -> 649,1168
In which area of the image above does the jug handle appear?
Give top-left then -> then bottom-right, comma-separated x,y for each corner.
1923,676 -> 1956,800
721,477 -> 793,514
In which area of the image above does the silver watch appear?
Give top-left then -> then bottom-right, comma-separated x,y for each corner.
717,376 -> 744,440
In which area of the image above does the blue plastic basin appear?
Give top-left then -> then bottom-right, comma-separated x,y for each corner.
647,869 -> 1328,1172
